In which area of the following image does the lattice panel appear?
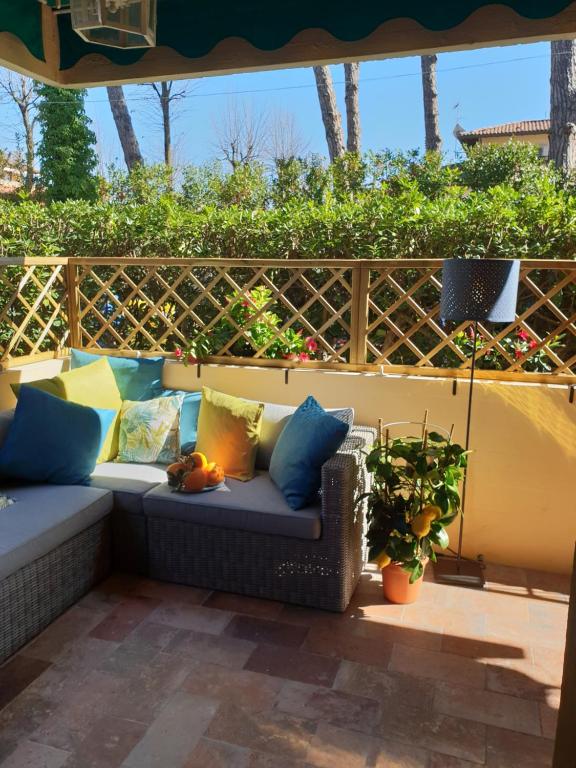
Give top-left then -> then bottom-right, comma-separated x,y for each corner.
364,264 -> 576,376
74,262 -> 354,363
0,263 -> 69,362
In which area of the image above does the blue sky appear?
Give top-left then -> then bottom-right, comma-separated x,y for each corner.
1,41 -> 552,170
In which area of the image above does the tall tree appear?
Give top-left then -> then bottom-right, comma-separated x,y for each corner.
344,63 -> 361,153
549,40 -> 576,171
214,101 -> 268,169
420,55 -> 442,152
145,81 -> 189,167
106,85 -> 143,171
36,85 -> 98,202
0,74 -> 39,191
313,66 -> 345,162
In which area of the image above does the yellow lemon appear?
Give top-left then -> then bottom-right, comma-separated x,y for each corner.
422,504 -> 442,521
411,514 -> 432,539
374,552 -> 392,569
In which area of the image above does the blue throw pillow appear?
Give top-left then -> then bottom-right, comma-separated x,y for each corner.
0,386 -> 116,486
70,349 -> 164,401
159,389 -> 201,453
269,395 -> 350,510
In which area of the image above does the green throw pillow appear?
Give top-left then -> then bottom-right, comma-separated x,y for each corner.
117,395 -> 184,465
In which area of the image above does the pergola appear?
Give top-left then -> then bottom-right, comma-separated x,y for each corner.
0,1 -> 575,87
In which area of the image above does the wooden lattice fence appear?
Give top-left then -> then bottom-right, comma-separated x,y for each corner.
1,257 -> 575,383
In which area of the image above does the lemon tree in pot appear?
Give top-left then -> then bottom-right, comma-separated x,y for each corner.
361,420 -> 467,604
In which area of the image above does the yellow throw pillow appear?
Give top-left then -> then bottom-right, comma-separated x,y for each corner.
195,386 -> 264,481
54,357 -> 122,463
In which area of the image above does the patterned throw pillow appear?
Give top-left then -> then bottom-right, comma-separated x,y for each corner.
117,395 -> 183,465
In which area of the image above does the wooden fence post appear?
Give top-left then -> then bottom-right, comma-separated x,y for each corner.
65,260 -> 81,350
349,264 -> 370,365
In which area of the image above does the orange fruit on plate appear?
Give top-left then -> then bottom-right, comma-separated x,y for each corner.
186,451 -> 208,469
181,467 -> 207,492
206,463 -> 225,486
167,461 -> 188,488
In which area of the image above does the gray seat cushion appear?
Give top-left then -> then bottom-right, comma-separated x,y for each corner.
253,401 -> 354,470
142,472 -> 322,540
0,485 -> 113,581
90,462 -> 167,516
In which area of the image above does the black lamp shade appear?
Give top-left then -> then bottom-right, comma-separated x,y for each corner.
440,259 -> 520,323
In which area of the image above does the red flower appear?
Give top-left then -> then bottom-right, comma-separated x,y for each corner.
241,300 -> 250,308
174,347 -> 183,359
514,348 -> 524,359
528,339 -> 538,350
187,353 -> 197,364
517,329 -> 530,342
283,353 -> 296,360
305,337 -> 318,352
298,352 -> 310,361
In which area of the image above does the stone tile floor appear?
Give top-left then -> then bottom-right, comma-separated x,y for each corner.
0,563 -> 569,768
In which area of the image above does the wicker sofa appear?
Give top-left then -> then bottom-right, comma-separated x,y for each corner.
0,402 -> 373,664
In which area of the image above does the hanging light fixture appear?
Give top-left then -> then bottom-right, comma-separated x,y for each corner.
70,0 -> 157,49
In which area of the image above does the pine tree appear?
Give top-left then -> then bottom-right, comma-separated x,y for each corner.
36,85 -> 98,201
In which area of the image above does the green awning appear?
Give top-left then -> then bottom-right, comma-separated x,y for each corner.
1,0 -> 575,87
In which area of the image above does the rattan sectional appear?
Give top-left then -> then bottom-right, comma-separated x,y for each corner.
0,401 -> 373,665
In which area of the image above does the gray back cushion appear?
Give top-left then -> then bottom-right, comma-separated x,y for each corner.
255,401 -> 354,470
0,410 -> 14,450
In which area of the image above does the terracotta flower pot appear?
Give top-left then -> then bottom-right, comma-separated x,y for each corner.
381,560 -> 427,604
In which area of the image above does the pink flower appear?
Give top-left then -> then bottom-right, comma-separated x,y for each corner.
517,329 -> 530,342
187,353 -> 197,364
528,339 -> 538,350
298,352 -> 310,361
514,348 -> 524,359
283,353 -> 296,360
305,337 -> 318,352
174,347 -> 183,359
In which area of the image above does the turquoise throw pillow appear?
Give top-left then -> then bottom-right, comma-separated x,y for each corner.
0,386 -> 116,486
70,349 -> 164,401
160,389 -> 201,453
269,395 -> 350,510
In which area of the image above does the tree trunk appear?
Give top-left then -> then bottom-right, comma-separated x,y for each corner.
160,82 -> 172,167
313,65 -> 345,162
106,85 -> 143,171
344,62 -> 361,153
421,54 -> 442,153
19,104 -> 35,191
550,40 -> 576,171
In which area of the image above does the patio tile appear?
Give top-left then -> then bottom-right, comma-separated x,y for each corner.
376,703 -> 487,764
303,624 -> 393,668
0,740 -> 69,768
204,592 -> 283,619
146,603 -> 233,634
304,722 -> 377,768
389,644 -> 486,689
276,680 -> 380,734
165,628 -> 256,669
428,755 -> 479,768
440,634 -> 526,663
486,726 -> 554,768
332,660 -> 434,711
224,616 -> 309,648
89,597 -> 160,643
371,738 -> 430,767
184,738 -> 251,768
244,644 -> 340,687
485,662 -> 559,701
63,716 -> 147,768
434,681 -> 542,736
130,579 -> 211,605
205,702 -> 315,760
25,606 -> 108,663
181,662 -> 283,713
0,656 -> 52,712
122,691 -> 218,768
121,620 -> 181,652
539,702 -> 558,740
52,637 -> 120,674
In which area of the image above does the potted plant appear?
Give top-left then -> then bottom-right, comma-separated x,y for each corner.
360,421 -> 467,604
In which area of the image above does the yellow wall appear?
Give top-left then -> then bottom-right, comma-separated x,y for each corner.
2,359 -> 575,574
476,133 -> 549,155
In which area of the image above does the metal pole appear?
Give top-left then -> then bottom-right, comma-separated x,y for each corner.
456,319 -> 477,568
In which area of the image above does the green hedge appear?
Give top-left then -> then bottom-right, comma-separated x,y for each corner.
1,144 -> 575,260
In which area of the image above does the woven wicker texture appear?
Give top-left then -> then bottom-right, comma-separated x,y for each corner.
147,426 -> 375,612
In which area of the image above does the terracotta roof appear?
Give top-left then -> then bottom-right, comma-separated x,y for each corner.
457,120 -> 550,143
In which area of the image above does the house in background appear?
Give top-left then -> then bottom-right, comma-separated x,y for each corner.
454,119 -> 550,157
